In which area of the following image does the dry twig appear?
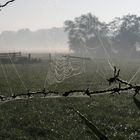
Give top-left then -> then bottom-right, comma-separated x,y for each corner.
0,0 -> 15,9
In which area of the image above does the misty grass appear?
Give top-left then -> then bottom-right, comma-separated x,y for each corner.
0,59 -> 140,139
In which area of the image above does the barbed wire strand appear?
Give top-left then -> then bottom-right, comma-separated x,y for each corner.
0,69 -> 138,105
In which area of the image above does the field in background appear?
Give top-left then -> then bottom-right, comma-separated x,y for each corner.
0,57 -> 140,139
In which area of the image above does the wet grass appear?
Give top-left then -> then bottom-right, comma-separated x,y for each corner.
0,59 -> 140,139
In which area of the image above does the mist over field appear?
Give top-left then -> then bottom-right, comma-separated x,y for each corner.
0,27 -> 69,53
1,0 -> 140,139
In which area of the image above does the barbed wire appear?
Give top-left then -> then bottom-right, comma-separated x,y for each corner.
0,66 -> 139,104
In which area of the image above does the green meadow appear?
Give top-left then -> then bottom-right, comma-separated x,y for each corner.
0,58 -> 140,140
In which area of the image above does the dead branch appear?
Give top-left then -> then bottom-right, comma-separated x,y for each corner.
0,0 -> 15,9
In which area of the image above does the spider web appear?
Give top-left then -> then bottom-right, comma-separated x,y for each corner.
46,54 -> 84,86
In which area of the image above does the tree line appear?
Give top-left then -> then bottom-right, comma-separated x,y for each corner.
64,13 -> 140,58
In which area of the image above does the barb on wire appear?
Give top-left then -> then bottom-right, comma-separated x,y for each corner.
110,83 -> 121,95
63,91 -> 70,97
83,88 -> 91,97
11,94 -> 18,99
0,0 -> 15,9
107,66 -> 120,85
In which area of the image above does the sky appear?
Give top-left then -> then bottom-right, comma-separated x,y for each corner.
0,0 -> 140,33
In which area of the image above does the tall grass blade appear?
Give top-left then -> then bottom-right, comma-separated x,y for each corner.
74,109 -> 109,140
133,96 -> 140,110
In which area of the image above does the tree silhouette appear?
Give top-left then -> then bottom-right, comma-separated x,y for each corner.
64,13 -> 108,53
109,14 -> 140,57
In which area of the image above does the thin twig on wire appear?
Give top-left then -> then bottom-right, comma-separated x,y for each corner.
107,66 -> 120,85
0,0 -> 15,9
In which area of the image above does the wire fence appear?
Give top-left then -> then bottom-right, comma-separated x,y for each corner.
0,66 -> 139,105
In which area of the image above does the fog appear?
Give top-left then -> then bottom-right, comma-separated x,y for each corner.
0,27 -> 69,53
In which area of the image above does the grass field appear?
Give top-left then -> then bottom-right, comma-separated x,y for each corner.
0,58 -> 140,139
